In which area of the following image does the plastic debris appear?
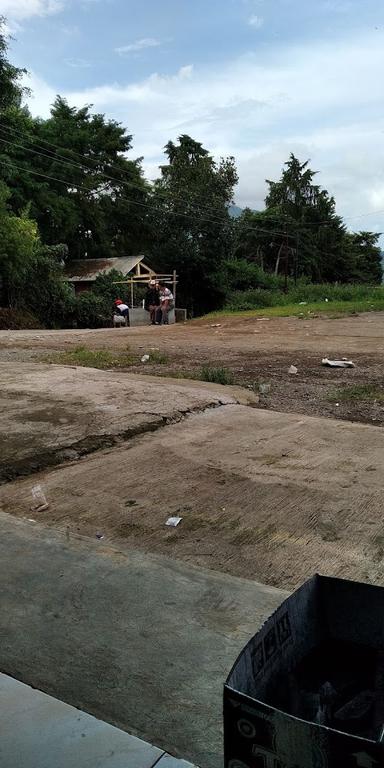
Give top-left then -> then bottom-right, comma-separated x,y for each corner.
210,323 -> 221,328
325,298 -> 329,302
288,365 -> 298,375
141,354 -> 150,363
95,532 -> 104,540
31,484 -> 49,512
322,358 -> 355,368
299,301 -> 307,305
166,516 -> 183,527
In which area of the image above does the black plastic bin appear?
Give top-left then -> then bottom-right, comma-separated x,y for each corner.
224,575 -> 384,768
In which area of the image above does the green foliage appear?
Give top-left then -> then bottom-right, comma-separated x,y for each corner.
149,134 -> 238,314
199,366 -> 234,385
221,259 -> 283,291
44,346 -> 135,369
0,307 -> 43,329
147,350 -> 168,364
92,269 -> 129,304
234,156 -> 382,286
17,246 -> 76,328
225,282 -> 384,312
0,18 -> 27,111
0,21 -> 382,324
0,181 -> 39,304
74,292 -> 111,328
328,385 -> 384,403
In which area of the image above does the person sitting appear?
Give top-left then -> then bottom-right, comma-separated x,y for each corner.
144,280 -> 160,325
157,282 -> 174,325
113,298 -> 129,327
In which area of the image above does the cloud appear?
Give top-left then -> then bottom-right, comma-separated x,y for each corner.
26,29 -> 384,239
0,0 -> 63,20
115,37 -> 162,55
64,57 -> 92,68
248,15 -> 264,28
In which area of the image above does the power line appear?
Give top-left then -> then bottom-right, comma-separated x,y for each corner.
0,158 -> 242,230
0,121 -> 231,216
3,120 -> 380,230
1,127 -> 381,241
0,156 -> 297,238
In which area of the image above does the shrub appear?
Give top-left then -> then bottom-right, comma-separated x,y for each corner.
199,366 -> 234,385
74,292 -> 111,328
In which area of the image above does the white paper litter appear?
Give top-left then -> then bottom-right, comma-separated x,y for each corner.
166,516 -> 183,527
141,354 -> 150,363
288,365 -> 298,375
31,484 -> 49,511
322,358 -> 355,368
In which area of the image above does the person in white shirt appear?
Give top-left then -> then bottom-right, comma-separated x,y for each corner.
114,299 -> 129,326
157,282 -> 174,325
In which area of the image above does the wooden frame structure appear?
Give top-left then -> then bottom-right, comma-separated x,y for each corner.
113,262 -> 178,308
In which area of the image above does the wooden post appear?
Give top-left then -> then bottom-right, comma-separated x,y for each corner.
130,279 -> 134,308
172,269 -> 177,306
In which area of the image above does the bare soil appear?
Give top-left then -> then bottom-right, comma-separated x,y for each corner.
0,311 -> 383,426
1,312 -> 384,591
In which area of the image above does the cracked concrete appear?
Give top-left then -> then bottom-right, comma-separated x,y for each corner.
0,513 -> 284,768
0,363 -> 257,483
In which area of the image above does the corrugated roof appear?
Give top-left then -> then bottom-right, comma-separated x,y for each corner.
63,256 -> 144,282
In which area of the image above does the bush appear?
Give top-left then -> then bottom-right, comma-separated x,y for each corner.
93,269 -> 130,305
0,307 -> 43,329
225,282 -> 384,312
199,366 -> 234,385
10,245 -> 76,328
222,259 -> 283,292
74,292 -> 111,328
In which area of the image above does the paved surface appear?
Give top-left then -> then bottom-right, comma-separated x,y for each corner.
0,512 -> 284,768
3,402 -> 384,589
0,362 -> 256,481
1,673 -> 195,768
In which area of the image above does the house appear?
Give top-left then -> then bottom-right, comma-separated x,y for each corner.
63,255 -> 152,295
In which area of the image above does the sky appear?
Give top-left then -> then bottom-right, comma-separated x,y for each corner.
2,0 -> 384,241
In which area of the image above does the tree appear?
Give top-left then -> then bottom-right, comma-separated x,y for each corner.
265,154 -> 347,281
2,96 -> 150,258
0,18 -> 27,112
0,182 -> 39,305
343,231 -> 382,284
149,135 -> 238,313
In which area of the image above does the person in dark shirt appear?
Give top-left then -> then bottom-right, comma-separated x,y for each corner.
144,280 -> 160,325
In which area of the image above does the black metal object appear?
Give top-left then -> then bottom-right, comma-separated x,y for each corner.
224,575 -> 384,768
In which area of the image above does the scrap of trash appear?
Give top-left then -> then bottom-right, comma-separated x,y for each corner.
322,358 -> 355,368
165,516 -> 183,527
30,484 -> 49,512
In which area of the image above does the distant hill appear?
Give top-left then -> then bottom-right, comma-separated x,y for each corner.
229,205 -> 243,218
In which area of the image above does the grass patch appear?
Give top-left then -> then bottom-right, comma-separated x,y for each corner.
328,384 -> 384,403
44,346 -> 135,369
199,366 -> 234,385
147,350 -> 168,364
205,297 -> 384,321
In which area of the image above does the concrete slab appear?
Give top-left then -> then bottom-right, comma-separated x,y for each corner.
0,512 -> 284,768
0,362 -> 257,482
0,673 -> 164,768
3,403 -> 384,589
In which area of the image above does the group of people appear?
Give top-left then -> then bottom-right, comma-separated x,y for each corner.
113,280 -> 174,327
144,280 -> 174,325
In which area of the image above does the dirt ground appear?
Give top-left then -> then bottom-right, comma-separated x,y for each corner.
0,311 -> 384,592
0,311 -> 383,425
1,311 -> 384,591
